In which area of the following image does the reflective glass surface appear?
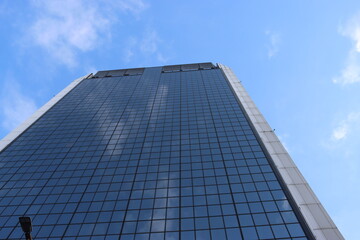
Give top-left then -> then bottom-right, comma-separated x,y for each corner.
0,67 -> 310,239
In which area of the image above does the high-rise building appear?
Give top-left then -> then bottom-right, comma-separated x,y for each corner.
0,63 -> 343,240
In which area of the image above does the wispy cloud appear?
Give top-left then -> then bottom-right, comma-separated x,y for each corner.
333,51 -> 360,85
140,29 -> 161,54
278,133 -> 291,153
265,30 -> 281,58
123,37 -> 138,63
331,112 -> 360,141
123,29 -> 168,63
0,79 -> 37,131
115,0 -> 148,16
333,12 -> 360,85
28,0 -> 147,67
332,125 -> 348,140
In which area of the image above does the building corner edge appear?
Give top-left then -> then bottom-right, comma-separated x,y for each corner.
217,63 -> 344,240
0,73 -> 93,152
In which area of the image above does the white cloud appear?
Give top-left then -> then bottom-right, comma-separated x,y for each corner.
265,30 -> 281,58
333,12 -> 360,84
340,13 -> 360,52
141,29 -> 169,63
123,37 -> 137,63
331,112 -> 360,141
156,52 -> 168,63
140,29 -> 161,54
28,0 -> 147,67
277,133 -> 291,153
0,80 -> 37,131
115,0 -> 148,16
332,125 -> 348,140
123,29 -> 168,63
332,48 -> 360,85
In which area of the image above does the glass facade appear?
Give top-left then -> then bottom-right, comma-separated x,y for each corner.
0,64 -> 312,239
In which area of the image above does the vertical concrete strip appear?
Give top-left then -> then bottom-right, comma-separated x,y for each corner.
218,63 -> 344,240
0,73 -> 92,152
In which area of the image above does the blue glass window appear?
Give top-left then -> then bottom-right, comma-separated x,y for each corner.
0,67 -> 310,239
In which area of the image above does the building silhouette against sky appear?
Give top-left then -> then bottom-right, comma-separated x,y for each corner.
0,63 -> 343,239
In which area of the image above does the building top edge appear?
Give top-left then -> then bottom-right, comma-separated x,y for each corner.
92,62 -> 219,78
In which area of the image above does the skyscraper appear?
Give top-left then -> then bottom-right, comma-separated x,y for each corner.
0,63 -> 343,239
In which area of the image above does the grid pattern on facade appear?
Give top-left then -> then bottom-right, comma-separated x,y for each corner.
0,67 -> 309,239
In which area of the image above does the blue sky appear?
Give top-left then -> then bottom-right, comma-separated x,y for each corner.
1,0 -> 360,238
